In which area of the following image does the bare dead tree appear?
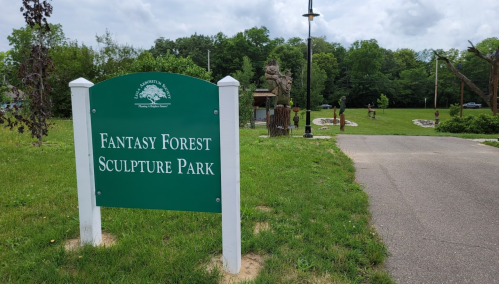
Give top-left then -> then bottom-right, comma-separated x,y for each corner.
433,41 -> 499,115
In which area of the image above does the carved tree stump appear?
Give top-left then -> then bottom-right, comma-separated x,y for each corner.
269,106 -> 290,137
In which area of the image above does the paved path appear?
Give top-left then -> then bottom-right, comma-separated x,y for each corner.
336,135 -> 499,284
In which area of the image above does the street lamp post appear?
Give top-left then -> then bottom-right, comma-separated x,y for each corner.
303,0 -> 319,138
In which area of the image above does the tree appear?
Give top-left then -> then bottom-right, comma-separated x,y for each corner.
50,40 -> 97,117
0,0 -> 56,146
175,33 -> 213,69
139,85 -> 168,104
313,52 -> 339,103
0,51 -> 13,102
231,56 -> 254,88
434,38 -> 499,114
345,39 -> 386,106
231,56 -> 255,127
394,67 -> 430,107
6,23 -> 64,87
111,51 -> 212,81
267,44 -> 304,83
210,32 -> 240,82
94,29 -> 141,82
294,62 -> 326,109
238,85 -> 256,128
377,94 -> 389,113
149,37 -> 177,57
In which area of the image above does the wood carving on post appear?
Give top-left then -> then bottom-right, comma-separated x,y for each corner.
433,41 -> 499,115
339,96 -> 346,132
265,60 -> 293,137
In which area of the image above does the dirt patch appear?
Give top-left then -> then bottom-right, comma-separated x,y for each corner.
64,232 -> 116,251
254,206 -> 272,212
313,118 -> 358,127
412,119 -> 435,128
254,222 -> 270,234
207,254 -> 264,283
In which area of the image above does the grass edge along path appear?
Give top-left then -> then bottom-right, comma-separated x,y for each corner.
0,119 -> 393,283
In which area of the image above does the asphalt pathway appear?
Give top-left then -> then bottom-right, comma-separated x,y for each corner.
336,135 -> 499,284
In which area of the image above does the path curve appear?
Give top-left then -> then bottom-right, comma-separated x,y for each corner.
336,135 -> 499,284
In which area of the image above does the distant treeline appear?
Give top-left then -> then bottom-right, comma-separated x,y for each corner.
1,24 -> 498,117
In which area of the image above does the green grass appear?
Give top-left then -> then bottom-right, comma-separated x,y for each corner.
2,108 -> 494,283
483,141 -> 499,148
288,108 -> 498,138
1,118 -> 391,283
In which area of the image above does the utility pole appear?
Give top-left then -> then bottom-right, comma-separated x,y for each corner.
434,57 -> 438,109
207,50 -> 210,72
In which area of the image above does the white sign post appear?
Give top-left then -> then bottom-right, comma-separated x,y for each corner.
69,75 -> 241,274
218,76 -> 241,274
69,78 -> 102,246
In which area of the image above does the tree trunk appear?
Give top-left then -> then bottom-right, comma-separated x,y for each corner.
268,106 -> 290,137
436,44 -> 499,114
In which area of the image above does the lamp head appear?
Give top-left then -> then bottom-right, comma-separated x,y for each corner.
302,9 -> 320,21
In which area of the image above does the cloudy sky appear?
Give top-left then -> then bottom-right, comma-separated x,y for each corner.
1,0 -> 498,53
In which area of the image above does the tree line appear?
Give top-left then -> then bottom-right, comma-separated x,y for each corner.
1,23 -> 498,118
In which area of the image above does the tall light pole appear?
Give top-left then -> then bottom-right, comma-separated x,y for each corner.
434,57 -> 438,109
207,49 -> 210,72
303,0 -> 319,138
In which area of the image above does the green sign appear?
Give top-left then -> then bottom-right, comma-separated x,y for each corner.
89,73 -> 221,213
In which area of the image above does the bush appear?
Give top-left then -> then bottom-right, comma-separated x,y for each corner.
449,103 -> 460,117
436,114 -> 499,134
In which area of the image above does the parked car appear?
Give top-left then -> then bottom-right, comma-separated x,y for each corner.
463,102 -> 481,109
321,104 -> 332,109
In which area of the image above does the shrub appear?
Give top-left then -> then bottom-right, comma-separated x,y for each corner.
449,103 -> 460,117
436,114 -> 499,134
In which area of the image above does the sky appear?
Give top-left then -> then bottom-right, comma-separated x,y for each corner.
1,0 -> 498,53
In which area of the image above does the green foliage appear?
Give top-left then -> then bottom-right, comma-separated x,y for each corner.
232,56 -> 256,127
345,39 -> 390,106
267,44 -> 304,82
94,30 -> 141,82
112,51 -> 212,81
174,33 -> 213,69
238,84 -> 256,127
1,0 -> 57,146
0,85 -> 11,103
436,114 -> 499,134
449,103 -> 460,117
231,56 -> 254,88
49,41 -> 97,117
483,141 -> 499,148
313,52 -> 339,103
149,37 -> 176,57
394,67 -> 430,107
377,94 -> 389,113
6,23 -> 65,87
293,62 -> 327,109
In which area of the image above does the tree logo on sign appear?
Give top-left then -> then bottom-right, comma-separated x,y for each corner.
134,80 -> 171,108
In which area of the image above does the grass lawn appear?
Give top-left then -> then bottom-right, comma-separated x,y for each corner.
0,118 -> 393,284
1,108 -> 495,283
288,107 -> 498,139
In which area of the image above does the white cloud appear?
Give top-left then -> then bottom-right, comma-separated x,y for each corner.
0,0 -> 498,53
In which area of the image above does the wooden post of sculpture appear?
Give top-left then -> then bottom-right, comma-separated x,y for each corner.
266,97 -> 270,130
333,106 -> 337,124
367,104 -> 376,119
292,107 -> 300,128
265,60 -> 293,137
435,109 -> 439,125
339,96 -> 346,132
